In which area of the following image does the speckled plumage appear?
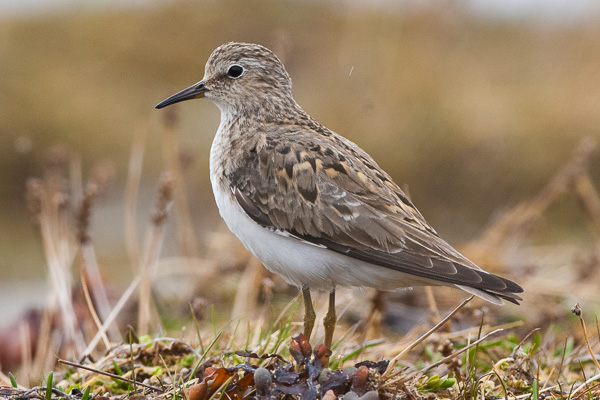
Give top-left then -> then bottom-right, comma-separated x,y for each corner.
157,42 -> 523,309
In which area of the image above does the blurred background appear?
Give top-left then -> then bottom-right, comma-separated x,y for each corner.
1,0 -> 599,359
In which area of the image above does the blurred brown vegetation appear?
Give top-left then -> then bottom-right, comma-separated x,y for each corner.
1,4 -> 600,394
1,1 -> 599,329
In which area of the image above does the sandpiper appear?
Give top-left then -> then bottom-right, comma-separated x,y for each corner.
156,42 -> 523,349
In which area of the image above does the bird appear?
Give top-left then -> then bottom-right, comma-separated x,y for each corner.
156,42 -> 523,349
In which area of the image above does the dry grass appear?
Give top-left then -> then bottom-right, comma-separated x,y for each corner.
1,131 -> 598,398
1,2 -> 600,399
2,297 -> 600,399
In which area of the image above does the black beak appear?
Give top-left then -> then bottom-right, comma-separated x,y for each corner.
155,81 -> 208,109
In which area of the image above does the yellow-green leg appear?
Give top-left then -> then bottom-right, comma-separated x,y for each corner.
323,289 -> 336,349
302,284 -> 316,340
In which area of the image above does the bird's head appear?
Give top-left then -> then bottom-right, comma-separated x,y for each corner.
156,42 -> 295,114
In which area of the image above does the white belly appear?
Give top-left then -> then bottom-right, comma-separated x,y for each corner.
208,117 -> 438,291
209,174 -> 437,291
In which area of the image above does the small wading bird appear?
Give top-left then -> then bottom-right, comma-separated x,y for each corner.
156,42 -> 523,350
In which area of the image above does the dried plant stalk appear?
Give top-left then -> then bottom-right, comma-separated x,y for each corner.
27,168 -> 86,355
125,122 -> 147,272
161,109 -> 200,259
138,172 -> 174,335
466,136 -> 598,265
76,182 -> 121,341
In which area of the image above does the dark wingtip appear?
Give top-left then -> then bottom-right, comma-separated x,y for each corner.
495,291 -> 523,305
502,276 -> 525,294
486,273 -> 524,305
461,269 -> 524,305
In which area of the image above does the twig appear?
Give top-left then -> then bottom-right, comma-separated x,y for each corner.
384,295 -> 474,378
82,276 -> 141,358
492,365 -> 510,400
381,328 -> 504,389
80,269 -> 111,351
571,303 -> 600,372
420,329 -> 503,375
441,320 -> 523,341
541,367 -> 554,391
511,327 -> 541,356
571,371 -> 600,397
58,359 -> 164,393
558,336 -> 569,381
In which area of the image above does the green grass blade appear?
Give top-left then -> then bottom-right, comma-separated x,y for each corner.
81,386 -> 91,400
190,330 -> 223,379
9,372 -> 18,388
46,372 -> 53,400
113,360 -> 124,375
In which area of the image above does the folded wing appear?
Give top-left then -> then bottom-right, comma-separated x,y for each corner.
229,127 -> 524,304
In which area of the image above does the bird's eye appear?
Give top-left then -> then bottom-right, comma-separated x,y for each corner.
227,65 -> 244,79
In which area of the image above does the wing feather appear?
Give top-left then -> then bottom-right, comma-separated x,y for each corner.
229,127 -> 523,303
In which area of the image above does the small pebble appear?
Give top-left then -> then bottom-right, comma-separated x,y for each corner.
351,365 -> 369,395
318,368 -> 332,384
343,391 -> 359,400
361,390 -> 379,400
322,390 -> 337,400
254,367 -> 272,394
